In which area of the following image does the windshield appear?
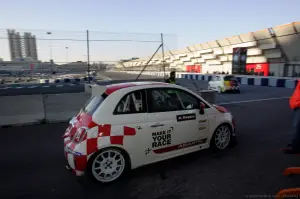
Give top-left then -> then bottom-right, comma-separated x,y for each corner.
224,75 -> 237,81
82,93 -> 107,115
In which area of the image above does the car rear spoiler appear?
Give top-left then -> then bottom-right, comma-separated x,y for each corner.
84,84 -> 106,97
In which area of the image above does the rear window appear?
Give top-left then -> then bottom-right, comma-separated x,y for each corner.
224,75 -> 237,81
82,93 -> 107,115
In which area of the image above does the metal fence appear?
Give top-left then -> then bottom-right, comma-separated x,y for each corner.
0,29 -> 177,77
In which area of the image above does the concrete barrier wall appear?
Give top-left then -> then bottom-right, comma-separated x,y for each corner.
0,95 -> 44,126
0,84 -> 216,127
0,92 -> 91,127
45,93 -> 90,122
120,71 -> 299,89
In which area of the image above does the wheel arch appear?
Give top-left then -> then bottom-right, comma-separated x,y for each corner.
87,146 -> 132,171
209,122 -> 233,141
214,122 -> 233,133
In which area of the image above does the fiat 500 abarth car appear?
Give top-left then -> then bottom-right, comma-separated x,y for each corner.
63,81 -> 237,183
208,75 -> 240,93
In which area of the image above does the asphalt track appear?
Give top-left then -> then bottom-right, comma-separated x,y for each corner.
1,72 -> 299,199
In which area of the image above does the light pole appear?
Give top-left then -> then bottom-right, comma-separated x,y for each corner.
46,32 -> 52,62
65,46 -> 69,63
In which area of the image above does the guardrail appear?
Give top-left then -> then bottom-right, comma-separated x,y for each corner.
121,71 -> 298,89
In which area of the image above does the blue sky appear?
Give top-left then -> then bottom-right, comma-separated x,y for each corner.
0,0 -> 299,63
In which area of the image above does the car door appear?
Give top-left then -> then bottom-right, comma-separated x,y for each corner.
144,87 -> 210,162
111,89 -> 151,167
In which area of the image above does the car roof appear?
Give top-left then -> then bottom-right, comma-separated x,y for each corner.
104,81 -> 169,95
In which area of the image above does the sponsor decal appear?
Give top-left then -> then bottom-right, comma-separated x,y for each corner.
152,127 -> 173,148
145,148 -> 152,155
177,113 -> 196,122
67,147 -> 82,156
153,138 -> 208,154
198,119 -> 207,123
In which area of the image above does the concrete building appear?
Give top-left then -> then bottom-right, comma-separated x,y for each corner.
22,32 -> 38,60
7,29 -> 22,60
7,29 -> 38,61
117,22 -> 300,77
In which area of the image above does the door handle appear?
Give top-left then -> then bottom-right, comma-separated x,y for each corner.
150,124 -> 164,128
137,126 -> 142,130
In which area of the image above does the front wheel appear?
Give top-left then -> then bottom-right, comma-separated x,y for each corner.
210,124 -> 232,151
86,148 -> 128,184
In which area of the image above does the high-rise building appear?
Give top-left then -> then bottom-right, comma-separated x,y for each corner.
7,29 -> 22,60
22,32 -> 38,60
7,29 -> 38,61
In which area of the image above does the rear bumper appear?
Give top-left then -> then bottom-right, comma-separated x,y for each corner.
224,86 -> 239,91
64,141 -> 86,177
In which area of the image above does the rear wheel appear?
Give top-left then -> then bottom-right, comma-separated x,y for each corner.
86,148 -> 129,184
210,124 -> 232,151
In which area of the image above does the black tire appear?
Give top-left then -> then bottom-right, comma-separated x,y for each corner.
210,124 -> 233,152
236,89 -> 240,93
85,147 -> 131,184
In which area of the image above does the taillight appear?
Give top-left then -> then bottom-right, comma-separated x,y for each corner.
213,105 -> 229,113
73,127 -> 88,143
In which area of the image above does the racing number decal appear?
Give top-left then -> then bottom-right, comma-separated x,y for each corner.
152,127 -> 173,148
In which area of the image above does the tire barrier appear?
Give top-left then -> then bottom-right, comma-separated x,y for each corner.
121,71 -> 299,89
40,76 -> 95,84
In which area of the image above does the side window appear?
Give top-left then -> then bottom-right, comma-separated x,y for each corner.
176,90 -> 200,110
215,76 -> 221,81
114,90 -> 146,114
147,88 -> 206,113
148,88 -> 184,112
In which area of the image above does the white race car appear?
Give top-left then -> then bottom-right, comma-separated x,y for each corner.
63,81 -> 237,183
208,75 -> 240,93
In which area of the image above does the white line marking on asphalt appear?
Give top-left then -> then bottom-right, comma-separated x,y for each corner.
16,87 -> 23,89
28,86 -> 37,88
0,87 -> 10,89
56,85 -> 63,87
42,85 -> 50,88
218,97 -> 290,105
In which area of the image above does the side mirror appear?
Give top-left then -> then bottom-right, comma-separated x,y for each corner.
199,102 -> 205,115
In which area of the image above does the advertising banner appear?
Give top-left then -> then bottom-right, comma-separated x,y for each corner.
246,63 -> 269,76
